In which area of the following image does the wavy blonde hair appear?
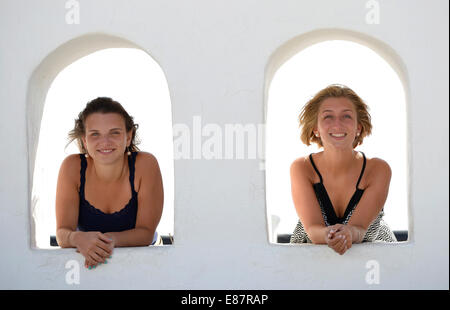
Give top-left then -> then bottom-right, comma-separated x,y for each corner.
299,84 -> 372,148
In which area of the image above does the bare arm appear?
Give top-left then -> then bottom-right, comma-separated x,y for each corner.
55,155 -> 81,248
345,158 -> 392,243
290,158 -> 330,244
105,152 -> 164,247
55,155 -> 113,268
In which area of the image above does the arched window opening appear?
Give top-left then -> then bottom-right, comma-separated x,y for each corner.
266,40 -> 408,244
32,48 -> 174,248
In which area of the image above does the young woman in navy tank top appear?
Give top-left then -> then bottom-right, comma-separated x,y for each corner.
290,85 -> 396,254
55,97 -> 164,269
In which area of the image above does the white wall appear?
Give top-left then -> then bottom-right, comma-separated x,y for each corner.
0,0 -> 448,289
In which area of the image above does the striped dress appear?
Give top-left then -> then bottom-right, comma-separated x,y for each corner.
290,152 -> 397,243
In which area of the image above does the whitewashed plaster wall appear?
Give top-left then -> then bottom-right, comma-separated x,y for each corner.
0,0 -> 448,289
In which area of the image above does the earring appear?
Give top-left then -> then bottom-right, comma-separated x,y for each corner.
85,153 -> 89,158
356,132 -> 360,137
314,132 -> 320,137
127,147 -> 131,156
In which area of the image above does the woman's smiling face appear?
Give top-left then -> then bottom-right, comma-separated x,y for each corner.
315,97 -> 362,150
82,112 -> 131,163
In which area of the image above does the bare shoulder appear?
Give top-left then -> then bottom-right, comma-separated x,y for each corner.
364,155 -> 392,184
290,156 -> 315,182
290,156 -> 309,170
135,151 -> 160,174
136,151 -> 158,164
59,154 -> 81,177
134,152 -> 163,194
57,154 -> 82,189
365,156 -> 391,173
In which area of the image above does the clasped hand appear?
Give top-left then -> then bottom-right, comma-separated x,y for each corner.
74,231 -> 114,269
325,224 -> 353,255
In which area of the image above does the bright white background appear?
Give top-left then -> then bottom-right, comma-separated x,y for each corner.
266,40 -> 408,239
32,48 -> 174,248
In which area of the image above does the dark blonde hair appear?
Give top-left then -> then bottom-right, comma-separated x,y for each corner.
67,97 -> 140,154
299,84 -> 372,148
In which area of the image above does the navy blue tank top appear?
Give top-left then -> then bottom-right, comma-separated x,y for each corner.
77,152 -> 138,233
309,152 -> 366,225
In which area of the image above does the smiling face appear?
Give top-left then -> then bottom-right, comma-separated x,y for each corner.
315,97 -> 362,150
81,113 -> 132,164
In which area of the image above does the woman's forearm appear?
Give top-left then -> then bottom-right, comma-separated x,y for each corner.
305,225 -> 329,244
105,227 -> 155,247
56,228 -> 79,248
347,225 -> 366,244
